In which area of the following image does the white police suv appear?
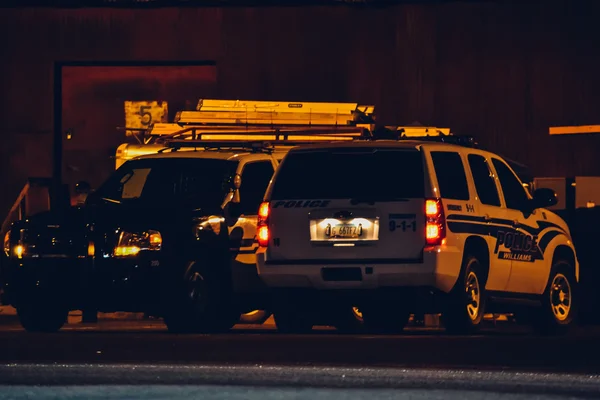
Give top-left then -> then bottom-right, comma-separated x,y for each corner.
255,138 -> 579,334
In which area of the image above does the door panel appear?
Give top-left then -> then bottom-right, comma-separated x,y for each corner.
491,158 -> 549,294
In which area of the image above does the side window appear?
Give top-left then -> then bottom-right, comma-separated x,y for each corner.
238,161 -> 275,215
430,151 -> 470,200
492,158 -> 530,211
467,154 -> 501,207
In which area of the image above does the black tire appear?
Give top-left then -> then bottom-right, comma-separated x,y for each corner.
17,303 -> 68,333
443,255 -> 487,334
360,295 -> 411,334
273,302 -> 314,334
532,260 -> 577,335
329,306 -> 365,334
164,261 -> 238,334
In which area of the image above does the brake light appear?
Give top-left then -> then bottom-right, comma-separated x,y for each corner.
258,202 -> 270,219
425,198 -> 446,246
257,201 -> 270,247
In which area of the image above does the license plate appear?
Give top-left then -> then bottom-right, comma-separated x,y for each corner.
329,224 -> 362,239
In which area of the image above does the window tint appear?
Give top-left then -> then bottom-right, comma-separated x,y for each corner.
467,154 -> 501,207
430,151 -> 469,200
92,162 -> 162,203
177,159 -> 239,208
90,158 -> 237,207
271,148 -> 424,200
492,158 -> 530,210
239,161 -> 275,215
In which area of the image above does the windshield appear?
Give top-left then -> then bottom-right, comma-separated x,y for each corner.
271,148 -> 425,200
90,157 -> 239,209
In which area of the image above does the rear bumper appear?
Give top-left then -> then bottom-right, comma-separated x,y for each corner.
256,245 -> 463,293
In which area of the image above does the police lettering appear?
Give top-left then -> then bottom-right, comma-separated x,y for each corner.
272,200 -> 331,209
495,230 -> 538,254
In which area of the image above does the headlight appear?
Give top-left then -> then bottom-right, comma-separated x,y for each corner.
5,229 -> 28,259
113,230 -> 162,257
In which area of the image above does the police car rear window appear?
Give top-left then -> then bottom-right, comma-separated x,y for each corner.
271,148 -> 424,200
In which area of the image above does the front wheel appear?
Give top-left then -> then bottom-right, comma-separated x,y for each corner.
532,261 -> 577,335
164,261 -> 238,334
17,303 -> 68,333
443,255 -> 487,334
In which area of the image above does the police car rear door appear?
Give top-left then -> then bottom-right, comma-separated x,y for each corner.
265,146 -> 427,263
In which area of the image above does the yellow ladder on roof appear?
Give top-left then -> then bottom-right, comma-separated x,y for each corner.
173,99 -> 374,126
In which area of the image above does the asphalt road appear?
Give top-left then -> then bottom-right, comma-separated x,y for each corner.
2,364 -> 600,399
0,318 -> 599,374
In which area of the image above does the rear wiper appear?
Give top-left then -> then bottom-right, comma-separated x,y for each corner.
349,197 -> 409,205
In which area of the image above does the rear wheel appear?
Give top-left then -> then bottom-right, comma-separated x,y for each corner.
164,261 -> 238,334
329,306 -> 365,334
532,260 -> 577,335
360,294 -> 411,334
272,298 -> 314,334
443,255 -> 487,334
18,302 -> 68,333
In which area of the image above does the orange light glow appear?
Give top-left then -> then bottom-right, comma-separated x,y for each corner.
14,245 -> 24,259
425,199 -> 439,216
149,232 -> 162,245
87,242 -> 95,257
426,223 -> 440,240
257,226 -> 270,247
114,246 -> 141,257
258,202 -> 270,219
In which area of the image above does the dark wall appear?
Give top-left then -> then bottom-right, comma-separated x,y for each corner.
1,2 -> 600,216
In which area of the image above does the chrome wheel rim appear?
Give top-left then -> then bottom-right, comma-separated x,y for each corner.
466,271 -> 481,321
550,273 -> 571,321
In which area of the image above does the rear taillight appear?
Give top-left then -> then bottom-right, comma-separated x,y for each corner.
425,198 -> 446,246
257,201 -> 270,247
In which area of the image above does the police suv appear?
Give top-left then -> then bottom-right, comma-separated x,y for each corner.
256,131 -> 579,334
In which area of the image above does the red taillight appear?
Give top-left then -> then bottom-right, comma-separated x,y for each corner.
258,202 -> 270,219
257,201 -> 270,247
425,198 -> 446,246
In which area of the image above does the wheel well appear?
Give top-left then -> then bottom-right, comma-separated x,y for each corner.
463,236 -> 490,284
552,245 -> 576,277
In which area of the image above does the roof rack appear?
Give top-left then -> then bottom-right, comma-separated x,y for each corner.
163,139 -> 354,154
154,125 -> 371,144
173,99 -> 375,126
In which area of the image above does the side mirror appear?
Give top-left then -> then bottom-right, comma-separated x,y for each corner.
531,188 -> 558,210
231,174 -> 242,204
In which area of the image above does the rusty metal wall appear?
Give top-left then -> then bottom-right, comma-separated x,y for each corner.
0,2 -> 599,216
